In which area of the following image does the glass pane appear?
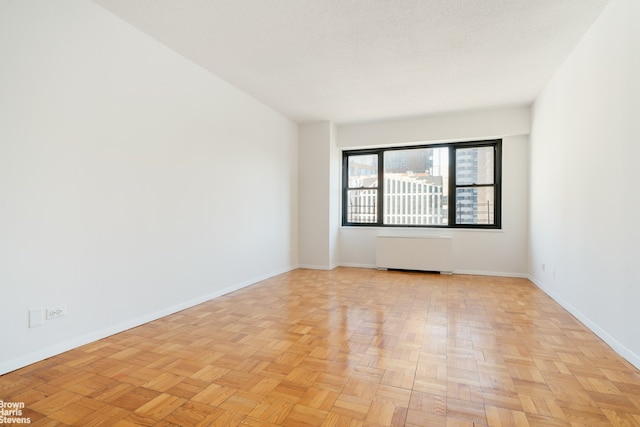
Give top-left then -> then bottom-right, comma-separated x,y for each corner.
455,187 -> 495,225
456,147 -> 494,185
346,189 -> 378,223
383,147 -> 448,225
348,154 -> 378,188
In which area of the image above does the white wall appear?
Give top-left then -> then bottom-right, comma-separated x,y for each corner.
529,0 -> 640,368
337,106 -> 530,148
0,0 -> 298,374
328,124 -> 341,269
298,122 -> 340,269
338,108 -> 530,276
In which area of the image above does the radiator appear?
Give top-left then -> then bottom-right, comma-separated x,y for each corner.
376,236 -> 453,274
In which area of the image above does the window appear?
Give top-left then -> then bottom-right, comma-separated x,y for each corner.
345,154 -> 379,223
342,139 -> 501,228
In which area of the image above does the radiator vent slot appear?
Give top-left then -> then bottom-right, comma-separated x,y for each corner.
376,236 -> 453,274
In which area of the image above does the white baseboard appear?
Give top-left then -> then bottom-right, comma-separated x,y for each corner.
453,269 -> 528,278
338,264 -> 527,278
0,265 -> 296,376
528,275 -> 640,371
337,263 -> 377,269
297,264 -> 338,270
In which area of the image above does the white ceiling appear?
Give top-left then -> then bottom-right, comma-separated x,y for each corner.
92,0 -> 609,124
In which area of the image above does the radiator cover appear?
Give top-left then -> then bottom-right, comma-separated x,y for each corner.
376,236 -> 453,274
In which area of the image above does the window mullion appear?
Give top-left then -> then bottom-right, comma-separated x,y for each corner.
342,154 -> 348,225
494,143 -> 501,227
377,151 -> 384,225
448,146 -> 456,226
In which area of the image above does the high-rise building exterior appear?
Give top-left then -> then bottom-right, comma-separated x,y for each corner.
384,174 -> 444,225
347,173 -> 446,225
455,148 -> 478,224
455,147 -> 494,225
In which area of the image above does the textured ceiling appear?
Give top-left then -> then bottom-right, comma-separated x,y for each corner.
92,0 -> 609,124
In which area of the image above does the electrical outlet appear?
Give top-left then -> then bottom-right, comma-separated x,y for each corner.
46,305 -> 66,320
541,263 -> 545,272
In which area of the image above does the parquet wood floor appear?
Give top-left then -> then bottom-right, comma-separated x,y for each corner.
2,268 -> 640,426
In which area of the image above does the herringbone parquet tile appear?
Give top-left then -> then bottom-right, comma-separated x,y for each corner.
1,268 -> 640,426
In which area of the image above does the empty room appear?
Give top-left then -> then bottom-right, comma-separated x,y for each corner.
1,0 -> 639,426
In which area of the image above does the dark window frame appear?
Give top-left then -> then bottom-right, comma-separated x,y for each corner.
342,139 -> 502,229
